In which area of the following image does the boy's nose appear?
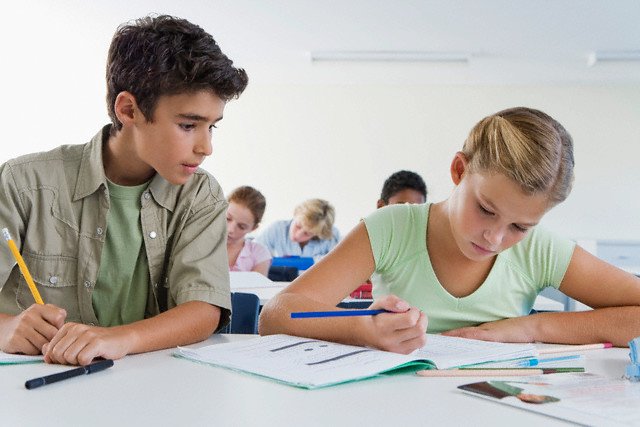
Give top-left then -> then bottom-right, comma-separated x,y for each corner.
195,133 -> 213,156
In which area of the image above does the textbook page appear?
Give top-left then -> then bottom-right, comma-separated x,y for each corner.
415,334 -> 538,369
0,351 -> 44,365
459,373 -> 640,426
176,334 -> 538,389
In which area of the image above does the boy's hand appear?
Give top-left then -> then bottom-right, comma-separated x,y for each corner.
43,323 -> 134,365
362,295 -> 428,354
442,316 -> 536,343
0,304 -> 66,355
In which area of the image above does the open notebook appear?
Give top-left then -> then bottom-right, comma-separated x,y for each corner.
0,351 -> 44,365
176,334 -> 537,389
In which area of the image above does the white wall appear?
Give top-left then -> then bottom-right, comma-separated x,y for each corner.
1,1 -> 639,241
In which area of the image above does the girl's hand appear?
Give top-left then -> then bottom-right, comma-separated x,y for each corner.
442,316 -> 536,343
362,295 -> 428,354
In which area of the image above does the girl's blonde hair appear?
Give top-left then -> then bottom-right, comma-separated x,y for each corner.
293,199 -> 335,240
228,186 -> 267,225
461,107 -> 575,206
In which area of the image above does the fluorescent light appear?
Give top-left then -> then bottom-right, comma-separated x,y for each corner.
309,51 -> 470,63
587,50 -> 640,67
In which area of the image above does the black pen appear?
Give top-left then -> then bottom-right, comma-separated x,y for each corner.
25,359 -> 114,390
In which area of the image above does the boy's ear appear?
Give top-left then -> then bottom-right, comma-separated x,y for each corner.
113,91 -> 140,127
450,152 -> 468,185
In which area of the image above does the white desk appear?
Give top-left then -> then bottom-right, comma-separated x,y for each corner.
1,335 -> 628,426
238,283 -> 566,312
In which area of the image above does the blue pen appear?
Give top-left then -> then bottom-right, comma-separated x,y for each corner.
517,354 -> 582,367
290,309 -> 389,319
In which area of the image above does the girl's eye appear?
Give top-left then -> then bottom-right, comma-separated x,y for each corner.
512,224 -> 529,233
479,204 -> 493,215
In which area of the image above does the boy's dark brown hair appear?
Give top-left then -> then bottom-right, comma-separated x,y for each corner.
106,15 -> 248,133
379,170 -> 427,204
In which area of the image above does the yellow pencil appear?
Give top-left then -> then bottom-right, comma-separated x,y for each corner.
2,228 -> 44,305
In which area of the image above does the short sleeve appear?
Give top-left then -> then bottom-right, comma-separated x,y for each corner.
249,240 -> 272,264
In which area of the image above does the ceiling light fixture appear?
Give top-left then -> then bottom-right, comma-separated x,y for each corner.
309,51 -> 471,63
587,50 -> 640,67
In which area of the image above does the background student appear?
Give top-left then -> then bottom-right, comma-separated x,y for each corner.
0,15 -> 248,365
352,170 -> 428,299
257,198 -> 340,258
377,170 -> 428,208
259,107 -> 640,354
227,186 -> 272,276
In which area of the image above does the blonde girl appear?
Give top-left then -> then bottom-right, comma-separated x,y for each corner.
260,107 -> 640,353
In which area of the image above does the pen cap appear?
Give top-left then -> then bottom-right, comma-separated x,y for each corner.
25,378 -> 46,390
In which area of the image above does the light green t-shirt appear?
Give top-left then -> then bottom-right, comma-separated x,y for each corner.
92,180 -> 150,327
363,203 -> 576,333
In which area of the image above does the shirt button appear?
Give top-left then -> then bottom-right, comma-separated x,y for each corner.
84,280 -> 92,288
49,276 -> 58,285
144,192 -> 151,200
96,227 -> 103,236
149,231 -> 157,239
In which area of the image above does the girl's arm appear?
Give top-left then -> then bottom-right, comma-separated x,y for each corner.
258,222 -> 427,354
444,246 -> 640,346
251,259 -> 271,277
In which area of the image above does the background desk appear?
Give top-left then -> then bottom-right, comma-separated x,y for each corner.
1,335 -> 627,426
238,282 -> 566,312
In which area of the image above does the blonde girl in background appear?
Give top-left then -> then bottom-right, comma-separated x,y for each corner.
260,107 -> 640,353
227,186 -> 272,276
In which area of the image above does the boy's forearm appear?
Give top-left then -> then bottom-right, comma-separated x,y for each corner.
532,306 -> 640,346
116,301 -> 221,355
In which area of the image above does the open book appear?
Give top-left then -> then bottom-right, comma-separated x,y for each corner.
175,334 -> 537,389
459,373 -> 640,426
1,351 -> 44,365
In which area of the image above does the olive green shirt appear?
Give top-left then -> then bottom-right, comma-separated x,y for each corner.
0,125 -> 231,329
92,180 -> 150,327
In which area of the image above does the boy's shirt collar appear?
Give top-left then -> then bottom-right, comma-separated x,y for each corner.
73,124 -> 179,212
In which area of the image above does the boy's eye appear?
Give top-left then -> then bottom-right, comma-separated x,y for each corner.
179,123 -> 196,131
208,124 -> 218,131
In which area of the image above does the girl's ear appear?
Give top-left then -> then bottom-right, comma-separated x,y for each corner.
450,152 -> 469,185
113,91 -> 140,127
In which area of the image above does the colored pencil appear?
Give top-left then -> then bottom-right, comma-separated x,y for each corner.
539,343 -> 613,355
290,309 -> 388,319
417,367 -> 584,377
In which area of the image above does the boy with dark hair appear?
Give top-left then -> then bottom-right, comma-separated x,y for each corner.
377,170 -> 428,208
0,15 -> 248,365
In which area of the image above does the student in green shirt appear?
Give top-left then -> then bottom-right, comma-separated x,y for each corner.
260,107 -> 640,353
0,15 -> 248,365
